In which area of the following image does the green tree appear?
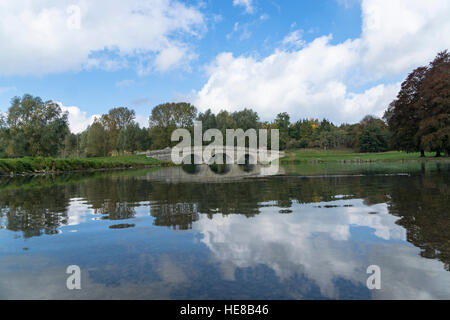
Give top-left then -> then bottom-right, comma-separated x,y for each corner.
0,115 -> 9,158
275,112 -> 290,150
106,107 -> 136,130
338,123 -> 358,149
231,108 -> 260,132
137,127 -> 152,151
62,133 -> 81,158
118,123 -> 142,153
197,109 -> 217,131
297,119 -> 315,147
150,102 -> 197,128
318,119 -> 333,132
78,130 -> 89,157
358,123 -> 390,153
149,102 -> 197,149
6,94 -> 69,157
86,120 -> 109,157
215,110 -> 236,136
100,107 -> 136,154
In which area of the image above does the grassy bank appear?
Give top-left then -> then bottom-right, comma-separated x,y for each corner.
282,161 -> 450,176
0,155 -> 169,175
281,149 -> 448,164
0,167 -> 163,191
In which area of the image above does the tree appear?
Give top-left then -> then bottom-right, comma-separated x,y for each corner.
62,133 -> 81,158
360,115 -> 385,128
231,108 -> 260,132
118,123 -> 142,153
215,110 -> 236,136
106,107 -> 136,130
386,51 -> 450,157
357,115 -> 390,153
86,120 -> 109,157
386,67 -> 427,154
318,119 -> 333,132
6,94 -> 69,157
137,127 -> 152,151
197,109 -> 217,132
337,123 -> 357,149
358,124 -> 390,153
100,107 -> 136,154
299,119 -> 313,138
416,50 -> 450,156
275,112 -> 290,149
149,102 -> 197,149
78,130 -> 89,157
0,115 -> 9,158
150,102 -> 197,128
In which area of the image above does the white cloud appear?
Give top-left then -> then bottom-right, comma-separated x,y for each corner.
360,0 -> 450,77
194,36 -> 365,123
194,0 -> 450,124
343,83 -> 401,119
227,22 -> 253,41
0,0 -> 205,75
233,0 -> 255,14
58,103 -> 100,134
281,30 -> 305,49
153,45 -> 190,72
135,114 -> 150,128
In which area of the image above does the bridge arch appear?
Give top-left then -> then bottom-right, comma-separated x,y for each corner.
181,154 -> 203,174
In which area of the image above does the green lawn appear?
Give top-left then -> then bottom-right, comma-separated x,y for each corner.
0,154 -> 167,175
281,149 -> 445,163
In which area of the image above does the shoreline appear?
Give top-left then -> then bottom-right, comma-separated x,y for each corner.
280,150 -> 450,164
0,155 -> 173,177
281,157 -> 450,164
0,163 -> 172,177
2,150 -> 450,177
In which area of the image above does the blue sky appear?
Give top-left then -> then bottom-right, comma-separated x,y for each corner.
0,0 -> 449,132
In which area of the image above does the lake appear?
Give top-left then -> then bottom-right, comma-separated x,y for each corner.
0,162 -> 449,299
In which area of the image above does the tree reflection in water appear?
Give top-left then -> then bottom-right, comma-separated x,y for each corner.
0,162 -> 449,271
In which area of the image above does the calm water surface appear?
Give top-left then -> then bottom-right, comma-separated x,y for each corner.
0,162 -> 449,299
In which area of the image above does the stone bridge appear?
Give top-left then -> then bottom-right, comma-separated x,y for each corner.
146,146 -> 284,164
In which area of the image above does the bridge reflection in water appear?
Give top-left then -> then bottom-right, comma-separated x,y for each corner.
143,164 -> 286,183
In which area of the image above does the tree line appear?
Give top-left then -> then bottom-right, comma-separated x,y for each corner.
0,99 -> 152,158
0,50 -> 448,159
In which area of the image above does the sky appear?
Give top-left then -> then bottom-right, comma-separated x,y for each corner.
0,0 -> 449,133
